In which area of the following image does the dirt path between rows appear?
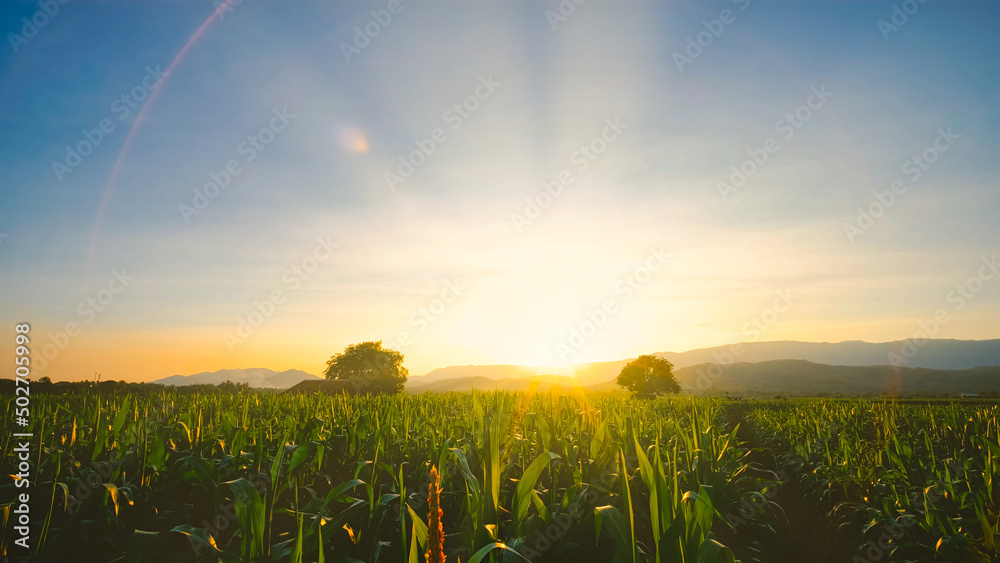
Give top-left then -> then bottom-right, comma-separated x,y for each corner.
720,404 -> 853,563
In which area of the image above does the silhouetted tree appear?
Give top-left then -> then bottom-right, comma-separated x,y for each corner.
616,355 -> 680,399
324,341 -> 408,394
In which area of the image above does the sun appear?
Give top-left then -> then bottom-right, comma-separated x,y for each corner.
530,364 -> 579,377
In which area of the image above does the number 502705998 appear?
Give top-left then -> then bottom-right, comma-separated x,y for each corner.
15,323 -> 30,385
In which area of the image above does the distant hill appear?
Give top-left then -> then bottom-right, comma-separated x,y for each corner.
407,339 -> 1000,387
153,339 -> 1000,393
411,361 -> 628,387
656,339 -> 1000,372
419,364 -> 539,383
674,360 -> 1000,396
407,374 -> 589,393
405,360 -> 1000,396
153,368 -> 321,389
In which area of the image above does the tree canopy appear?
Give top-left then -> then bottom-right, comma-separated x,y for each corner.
616,355 -> 681,398
324,341 -> 408,394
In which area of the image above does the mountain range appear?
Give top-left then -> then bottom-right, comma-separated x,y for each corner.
152,368 -> 321,389
404,361 -> 1000,396
151,339 -> 1000,395
413,338 -> 1000,386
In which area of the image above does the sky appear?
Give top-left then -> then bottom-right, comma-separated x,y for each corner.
0,0 -> 998,382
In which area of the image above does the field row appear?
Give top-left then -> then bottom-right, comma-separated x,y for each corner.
1,391 -> 997,562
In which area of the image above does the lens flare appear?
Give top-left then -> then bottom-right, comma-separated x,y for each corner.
337,127 -> 369,154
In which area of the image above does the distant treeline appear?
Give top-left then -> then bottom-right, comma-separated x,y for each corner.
0,378 -> 265,396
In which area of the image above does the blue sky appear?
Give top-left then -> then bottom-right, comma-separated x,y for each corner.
1,0 -> 998,380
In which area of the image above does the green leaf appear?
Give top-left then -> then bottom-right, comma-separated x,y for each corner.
696,539 -> 736,563
449,447 -> 483,514
120,529 -> 159,563
530,489 -> 552,524
287,442 -> 316,476
324,478 -> 368,504
167,524 -> 223,555
467,542 -> 531,563
112,395 -> 131,438
179,455 -> 218,490
406,504 -> 429,553
222,478 -> 266,558
594,505 -> 634,563
633,437 -> 660,555
513,452 -> 560,533
103,483 -> 121,518
619,449 -> 637,563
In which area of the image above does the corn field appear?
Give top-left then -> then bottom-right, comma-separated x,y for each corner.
0,390 -> 997,562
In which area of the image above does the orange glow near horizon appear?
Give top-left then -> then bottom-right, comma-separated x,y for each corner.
9,309 -> 999,383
